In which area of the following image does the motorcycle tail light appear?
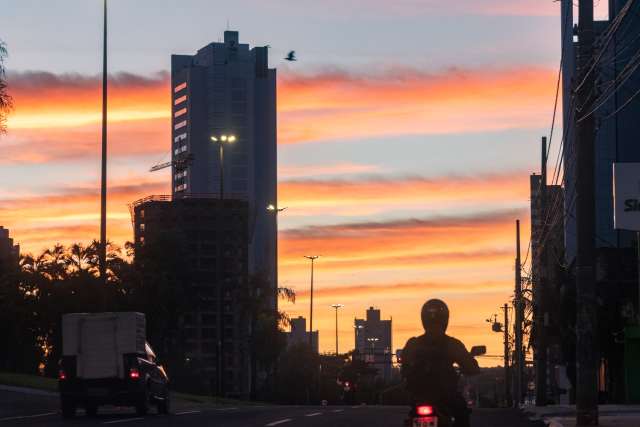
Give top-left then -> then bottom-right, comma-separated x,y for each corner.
58,369 -> 67,381
129,368 -> 140,379
416,405 -> 434,416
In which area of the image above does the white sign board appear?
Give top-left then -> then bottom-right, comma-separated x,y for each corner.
613,162 -> 640,231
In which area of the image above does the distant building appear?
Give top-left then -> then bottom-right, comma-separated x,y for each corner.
354,307 -> 393,382
170,30 -> 277,299
530,174 -> 566,403
0,226 -> 19,274
132,195 -> 250,398
286,316 -> 319,353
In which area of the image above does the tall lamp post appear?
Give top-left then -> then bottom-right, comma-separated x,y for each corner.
330,304 -> 344,356
210,134 -> 236,200
304,255 -> 319,349
211,132 -> 236,396
267,204 -> 287,310
99,0 -> 108,284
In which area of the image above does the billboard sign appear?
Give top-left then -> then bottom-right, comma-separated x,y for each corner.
613,162 -> 640,231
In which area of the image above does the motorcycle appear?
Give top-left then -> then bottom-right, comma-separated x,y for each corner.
405,345 -> 486,427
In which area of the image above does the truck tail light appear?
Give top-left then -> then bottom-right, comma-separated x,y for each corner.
416,405 -> 434,416
58,369 -> 67,381
129,368 -> 140,380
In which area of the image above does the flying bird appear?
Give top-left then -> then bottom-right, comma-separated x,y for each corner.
285,50 -> 297,61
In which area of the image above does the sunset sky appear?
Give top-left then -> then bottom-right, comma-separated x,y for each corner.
0,0 -> 601,363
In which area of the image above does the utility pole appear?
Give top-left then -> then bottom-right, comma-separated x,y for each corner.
515,219 -> 524,406
575,0 -> 598,424
99,0 -> 108,284
502,304 -> 513,407
536,136 -> 548,406
304,255 -> 319,350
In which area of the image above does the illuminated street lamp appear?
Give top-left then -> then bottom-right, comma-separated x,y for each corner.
210,134 -> 236,200
331,303 -> 344,356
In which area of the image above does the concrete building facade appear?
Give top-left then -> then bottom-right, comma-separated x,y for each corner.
0,226 -> 19,275
132,195 -> 250,397
285,316 -> 319,353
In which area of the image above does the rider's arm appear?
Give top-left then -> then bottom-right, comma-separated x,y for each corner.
450,338 -> 481,376
400,337 -> 418,379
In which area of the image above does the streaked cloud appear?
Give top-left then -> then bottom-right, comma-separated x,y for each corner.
4,66 -> 555,164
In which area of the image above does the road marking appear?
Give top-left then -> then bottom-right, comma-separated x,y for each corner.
266,419 -> 292,426
351,405 -> 361,409
0,412 -> 56,422
175,410 -> 201,415
331,409 -> 344,413
102,418 -> 144,425
216,407 -> 238,411
305,412 -> 322,417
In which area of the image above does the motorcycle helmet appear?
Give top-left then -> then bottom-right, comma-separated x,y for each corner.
421,299 -> 449,335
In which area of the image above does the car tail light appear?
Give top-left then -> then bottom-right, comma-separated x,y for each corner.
416,405 -> 434,416
129,368 -> 140,380
58,369 -> 67,381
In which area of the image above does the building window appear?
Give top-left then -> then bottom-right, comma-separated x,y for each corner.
175,183 -> 188,192
174,133 -> 187,143
174,107 -> 187,118
174,95 -> 187,105
175,170 -> 187,180
139,223 -> 145,231
174,120 -> 187,130
174,82 -> 187,93
174,144 -> 188,155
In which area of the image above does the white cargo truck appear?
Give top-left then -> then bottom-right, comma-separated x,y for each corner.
58,312 -> 169,418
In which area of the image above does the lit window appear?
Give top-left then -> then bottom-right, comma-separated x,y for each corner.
174,133 -> 187,143
174,108 -> 187,118
174,95 -> 187,105
139,223 -> 145,231
174,82 -> 187,93
174,170 -> 188,180
175,183 -> 188,192
174,120 -> 187,130
174,145 -> 188,155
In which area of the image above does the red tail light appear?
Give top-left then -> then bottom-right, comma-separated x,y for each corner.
58,369 -> 67,381
416,405 -> 434,416
129,368 -> 140,380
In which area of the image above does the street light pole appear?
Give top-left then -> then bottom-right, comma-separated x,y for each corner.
267,204 -> 287,311
304,255 -> 319,350
211,134 -> 236,200
331,304 -> 344,356
99,0 -> 108,285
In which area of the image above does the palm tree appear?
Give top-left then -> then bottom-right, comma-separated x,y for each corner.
0,39 -> 13,134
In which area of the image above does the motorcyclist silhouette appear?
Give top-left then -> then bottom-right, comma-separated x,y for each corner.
401,299 -> 480,427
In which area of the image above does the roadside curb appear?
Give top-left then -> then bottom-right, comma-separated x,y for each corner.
0,384 -> 58,397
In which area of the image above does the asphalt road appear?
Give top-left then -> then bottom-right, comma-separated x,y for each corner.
0,388 -> 544,427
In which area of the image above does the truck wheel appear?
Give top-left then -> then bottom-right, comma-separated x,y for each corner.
61,399 -> 76,419
86,404 -> 98,417
157,389 -> 170,415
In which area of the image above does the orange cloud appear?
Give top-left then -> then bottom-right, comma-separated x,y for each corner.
278,67 -> 556,143
1,179 -> 168,254
279,172 -> 529,215
4,67 -> 555,163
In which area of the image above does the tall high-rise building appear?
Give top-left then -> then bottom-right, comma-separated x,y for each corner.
170,30 -> 277,296
354,307 -> 393,382
561,0 -> 640,261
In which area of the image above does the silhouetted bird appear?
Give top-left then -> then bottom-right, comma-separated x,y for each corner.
285,51 -> 297,61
